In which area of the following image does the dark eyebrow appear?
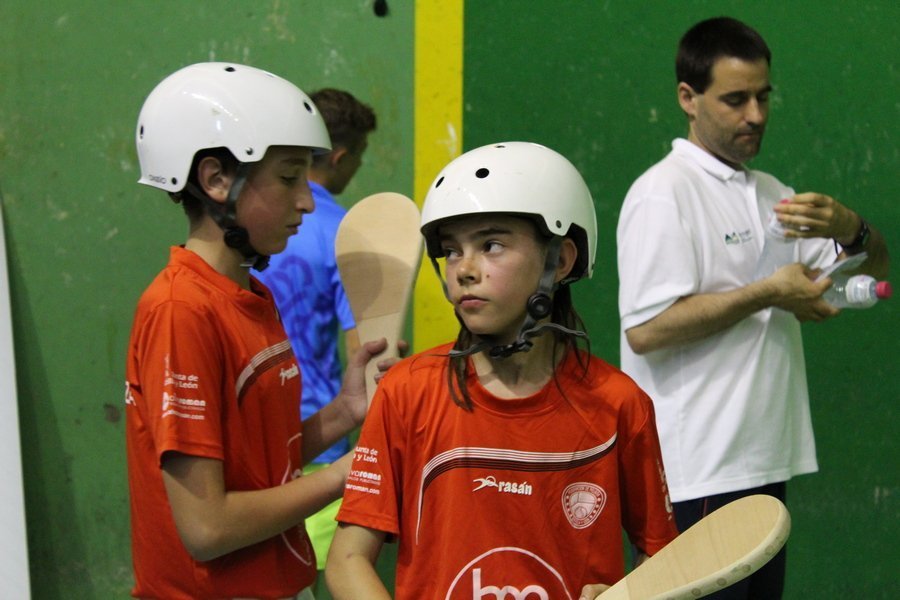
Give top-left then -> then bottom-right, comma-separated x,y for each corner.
280,155 -> 311,167
720,84 -> 772,100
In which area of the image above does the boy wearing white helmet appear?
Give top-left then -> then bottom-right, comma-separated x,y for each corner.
326,142 -> 677,599
125,63 -> 394,599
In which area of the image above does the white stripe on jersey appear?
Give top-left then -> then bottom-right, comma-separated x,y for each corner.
235,339 -> 293,400
416,434 -> 617,542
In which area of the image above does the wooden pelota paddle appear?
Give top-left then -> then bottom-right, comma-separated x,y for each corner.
597,494 -> 791,599
335,192 -> 422,403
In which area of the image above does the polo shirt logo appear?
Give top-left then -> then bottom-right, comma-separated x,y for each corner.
725,229 -> 753,245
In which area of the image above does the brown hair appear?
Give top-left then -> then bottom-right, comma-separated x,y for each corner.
309,88 -> 376,161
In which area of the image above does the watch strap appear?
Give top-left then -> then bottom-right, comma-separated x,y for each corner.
841,217 -> 870,253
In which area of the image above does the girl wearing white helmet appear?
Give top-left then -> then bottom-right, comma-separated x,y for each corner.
327,142 -> 677,599
125,63 -> 395,599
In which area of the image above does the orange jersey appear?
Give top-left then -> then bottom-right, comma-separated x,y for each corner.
125,247 -> 314,599
337,345 -> 677,599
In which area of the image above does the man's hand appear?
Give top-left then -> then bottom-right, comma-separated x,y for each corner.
767,262 -> 837,321
776,193 -> 860,244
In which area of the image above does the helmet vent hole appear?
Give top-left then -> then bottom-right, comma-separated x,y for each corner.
495,144 -> 506,148
435,176 -> 444,188
224,66 -> 236,73
171,177 -> 178,186
139,125 -> 144,139
555,220 -> 562,228
475,168 -> 490,179
245,148 -> 254,156
303,101 -> 314,114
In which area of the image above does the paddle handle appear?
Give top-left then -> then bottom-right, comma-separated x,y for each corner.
357,311 -> 406,404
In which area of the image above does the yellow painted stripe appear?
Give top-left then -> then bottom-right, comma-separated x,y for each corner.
413,0 -> 463,352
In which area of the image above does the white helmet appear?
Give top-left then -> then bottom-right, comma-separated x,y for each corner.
136,62 -> 331,192
420,142 -> 597,280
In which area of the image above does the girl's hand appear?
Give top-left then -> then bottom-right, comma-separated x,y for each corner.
579,583 -> 610,600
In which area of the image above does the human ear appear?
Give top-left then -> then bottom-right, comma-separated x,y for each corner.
555,238 -> 578,283
196,156 -> 233,204
329,146 -> 349,169
677,82 -> 698,118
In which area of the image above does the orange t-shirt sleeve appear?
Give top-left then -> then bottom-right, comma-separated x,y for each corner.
619,389 -> 678,555
336,384 -> 402,537
135,300 -> 226,465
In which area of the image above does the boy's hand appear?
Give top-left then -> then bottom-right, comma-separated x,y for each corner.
372,339 -> 409,386
340,338 -> 390,425
340,337 -> 408,425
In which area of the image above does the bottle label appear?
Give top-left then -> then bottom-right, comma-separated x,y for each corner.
846,276 -> 872,303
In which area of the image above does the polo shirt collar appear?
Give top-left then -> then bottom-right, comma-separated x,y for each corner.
672,138 -> 746,182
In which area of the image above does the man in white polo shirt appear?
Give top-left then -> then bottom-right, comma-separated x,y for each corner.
616,17 -> 890,599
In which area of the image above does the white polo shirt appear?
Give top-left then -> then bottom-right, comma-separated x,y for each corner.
617,139 -> 837,502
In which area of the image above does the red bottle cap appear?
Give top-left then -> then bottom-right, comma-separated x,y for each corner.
875,281 -> 892,299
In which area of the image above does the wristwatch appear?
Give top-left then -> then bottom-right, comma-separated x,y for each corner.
841,217 -> 870,254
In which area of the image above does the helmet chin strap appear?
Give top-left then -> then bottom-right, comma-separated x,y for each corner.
184,163 -> 271,271
437,236 -> 588,360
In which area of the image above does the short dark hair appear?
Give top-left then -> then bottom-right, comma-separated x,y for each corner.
310,88 -> 377,158
676,17 -> 771,93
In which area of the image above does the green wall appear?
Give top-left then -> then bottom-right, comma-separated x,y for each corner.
1,1 -> 412,597
1,0 -> 896,597
464,2 -> 899,597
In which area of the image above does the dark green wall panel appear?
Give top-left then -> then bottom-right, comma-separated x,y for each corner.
465,1 -> 898,596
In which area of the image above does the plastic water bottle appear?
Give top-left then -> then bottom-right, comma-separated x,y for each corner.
823,274 -> 892,309
755,200 -> 796,279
